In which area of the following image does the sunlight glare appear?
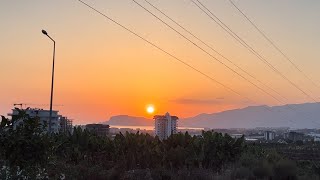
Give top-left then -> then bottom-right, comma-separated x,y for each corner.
146,105 -> 155,114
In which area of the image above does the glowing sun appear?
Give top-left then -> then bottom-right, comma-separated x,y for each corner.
146,105 -> 155,114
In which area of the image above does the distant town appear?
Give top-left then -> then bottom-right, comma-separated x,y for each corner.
6,106 -> 320,144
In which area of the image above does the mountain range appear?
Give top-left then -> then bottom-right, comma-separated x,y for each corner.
102,103 -> 320,129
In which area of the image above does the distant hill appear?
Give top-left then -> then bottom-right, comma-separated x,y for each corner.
103,115 -> 153,126
103,103 -> 320,129
180,103 -> 320,129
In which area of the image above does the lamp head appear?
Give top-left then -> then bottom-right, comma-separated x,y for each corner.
42,30 -> 48,35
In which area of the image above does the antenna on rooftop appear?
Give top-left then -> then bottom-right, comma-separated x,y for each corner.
13,103 -> 26,109
13,103 -> 63,109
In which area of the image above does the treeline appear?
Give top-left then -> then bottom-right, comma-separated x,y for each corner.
0,109 -> 317,179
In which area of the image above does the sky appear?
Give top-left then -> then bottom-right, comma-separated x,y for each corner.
0,0 -> 319,124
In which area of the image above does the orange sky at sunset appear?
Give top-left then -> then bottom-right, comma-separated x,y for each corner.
1,0 -> 320,124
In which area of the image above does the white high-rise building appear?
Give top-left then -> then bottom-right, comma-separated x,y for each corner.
264,131 -> 275,141
154,112 -> 178,140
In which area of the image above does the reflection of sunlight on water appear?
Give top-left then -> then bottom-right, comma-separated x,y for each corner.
110,125 -> 204,131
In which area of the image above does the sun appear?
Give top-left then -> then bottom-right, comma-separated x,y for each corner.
146,105 -> 155,114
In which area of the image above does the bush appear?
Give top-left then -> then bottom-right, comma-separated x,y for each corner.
253,161 -> 273,178
234,167 -> 253,179
274,159 -> 297,179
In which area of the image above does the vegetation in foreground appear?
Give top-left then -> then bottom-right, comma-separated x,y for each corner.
1,109 -> 319,179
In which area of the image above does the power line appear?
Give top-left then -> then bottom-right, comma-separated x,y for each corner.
75,0 -> 318,127
74,0 -> 289,120
228,0 -> 320,90
132,0 -> 285,105
142,0 -> 286,101
137,0 -> 319,127
132,0 -> 316,121
192,0 -> 318,103
191,0 -> 320,126
75,0 -> 256,104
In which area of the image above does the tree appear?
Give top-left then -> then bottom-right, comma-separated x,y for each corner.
0,109 -> 54,178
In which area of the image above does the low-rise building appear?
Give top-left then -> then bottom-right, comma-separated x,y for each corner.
307,133 -> 320,142
246,133 -> 264,140
284,131 -> 305,142
230,134 -> 244,139
59,116 -> 73,134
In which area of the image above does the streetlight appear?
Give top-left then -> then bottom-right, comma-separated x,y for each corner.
42,29 -> 55,133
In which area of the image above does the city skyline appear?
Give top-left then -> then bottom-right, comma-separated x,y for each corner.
1,0 -> 320,124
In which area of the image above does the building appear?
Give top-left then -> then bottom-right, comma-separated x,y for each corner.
154,112 -> 178,140
246,133 -> 264,140
264,131 -> 275,141
85,124 -> 110,136
59,116 -> 73,134
9,108 -> 61,133
307,133 -> 320,142
284,131 -> 305,142
230,134 -> 244,139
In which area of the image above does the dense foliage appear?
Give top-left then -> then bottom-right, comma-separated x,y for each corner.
0,110 -> 318,179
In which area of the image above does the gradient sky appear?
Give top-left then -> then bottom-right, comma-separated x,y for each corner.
1,0 -> 319,124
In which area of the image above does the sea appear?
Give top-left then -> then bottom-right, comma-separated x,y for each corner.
110,125 -> 204,131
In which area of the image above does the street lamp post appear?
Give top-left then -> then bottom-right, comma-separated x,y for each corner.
42,30 -> 55,133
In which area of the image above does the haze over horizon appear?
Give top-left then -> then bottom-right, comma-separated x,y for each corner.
1,0 -> 320,124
